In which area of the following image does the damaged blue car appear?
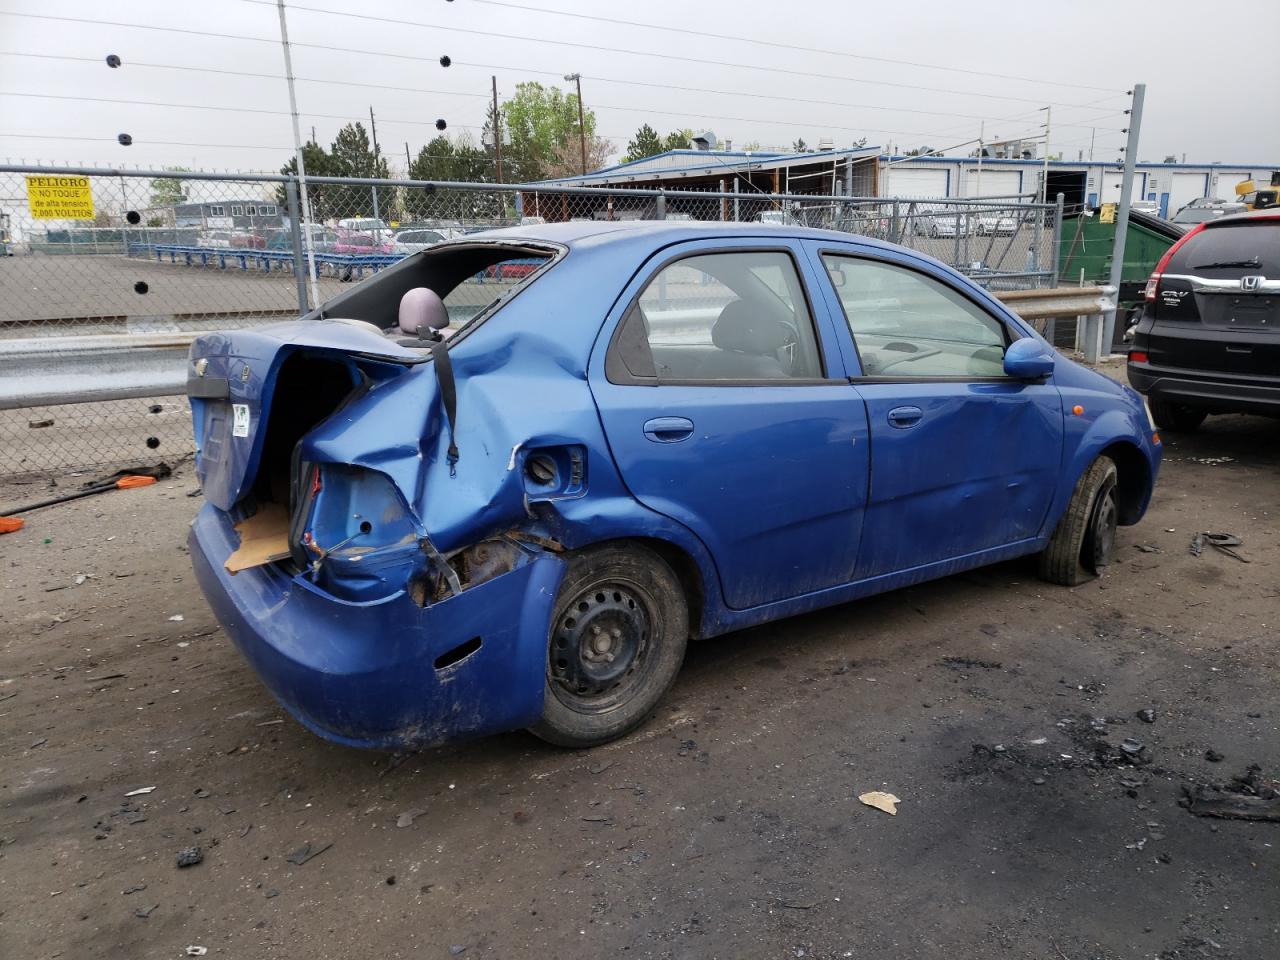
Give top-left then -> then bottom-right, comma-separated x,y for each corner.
187,221 -> 1161,750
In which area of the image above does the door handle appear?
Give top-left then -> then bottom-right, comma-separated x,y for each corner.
643,416 -> 694,443
887,405 -> 923,428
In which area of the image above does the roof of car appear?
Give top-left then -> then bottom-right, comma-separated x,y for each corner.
471,219 -> 901,251
1205,208 -> 1280,227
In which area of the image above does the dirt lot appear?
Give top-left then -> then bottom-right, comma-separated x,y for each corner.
2,402 -> 1277,959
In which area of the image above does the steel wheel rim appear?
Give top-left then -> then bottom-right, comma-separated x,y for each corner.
1089,483 -> 1119,569
549,578 -> 654,715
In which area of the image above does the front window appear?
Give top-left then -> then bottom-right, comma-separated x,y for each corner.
618,250 -> 824,382
822,255 -> 1008,378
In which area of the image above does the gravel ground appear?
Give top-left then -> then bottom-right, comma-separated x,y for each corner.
1,405 -> 1277,959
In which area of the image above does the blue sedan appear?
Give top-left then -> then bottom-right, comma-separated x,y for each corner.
186,222 -> 1161,750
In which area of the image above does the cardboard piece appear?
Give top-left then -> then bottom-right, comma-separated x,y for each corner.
858,791 -> 900,816
225,504 -> 292,574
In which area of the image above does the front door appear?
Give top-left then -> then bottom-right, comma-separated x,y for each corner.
591,241 -> 869,609
816,250 -> 1064,580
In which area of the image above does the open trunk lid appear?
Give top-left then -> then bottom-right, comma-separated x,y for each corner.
188,320 -> 428,511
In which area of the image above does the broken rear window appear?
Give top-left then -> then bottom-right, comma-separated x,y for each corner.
313,241 -> 560,342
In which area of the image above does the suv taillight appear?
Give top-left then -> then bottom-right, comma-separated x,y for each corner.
1145,222 -> 1208,302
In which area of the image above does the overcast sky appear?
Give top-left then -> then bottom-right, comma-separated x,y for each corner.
2,0 -> 1277,174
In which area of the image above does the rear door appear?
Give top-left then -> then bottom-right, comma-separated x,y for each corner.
591,239 -> 869,610
812,246 -> 1064,579
1150,218 -> 1280,376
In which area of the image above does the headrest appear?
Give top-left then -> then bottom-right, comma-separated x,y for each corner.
398,287 -> 449,335
711,300 -> 789,355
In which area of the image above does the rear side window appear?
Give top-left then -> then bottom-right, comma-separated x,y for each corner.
1166,222 -> 1280,276
615,250 -> 825,383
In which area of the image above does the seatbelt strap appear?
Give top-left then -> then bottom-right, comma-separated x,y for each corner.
430,339 -> 460,476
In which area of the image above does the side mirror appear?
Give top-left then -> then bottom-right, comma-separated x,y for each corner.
1003,337 -> 1056,379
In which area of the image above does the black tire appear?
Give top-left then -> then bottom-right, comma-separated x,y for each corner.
1039,456 -> 1120,587
1148,397 -> 1207,432
530,543 -> 689,748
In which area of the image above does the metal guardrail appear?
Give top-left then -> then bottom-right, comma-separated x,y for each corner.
999,285 -> 1116,321
0,333 -> 197,410
0,286 -> 1117,414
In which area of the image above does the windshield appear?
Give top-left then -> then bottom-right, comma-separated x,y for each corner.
1167,221 -> 1280,276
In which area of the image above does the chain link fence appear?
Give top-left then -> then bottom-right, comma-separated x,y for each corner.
1,165 -> 1059,479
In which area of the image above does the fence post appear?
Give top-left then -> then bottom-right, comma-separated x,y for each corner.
655,191 -> 666,220
371,184 -> 380,225
1104,82 -> 1146,356
890,199 -> 900,243
285,178 -> 308,316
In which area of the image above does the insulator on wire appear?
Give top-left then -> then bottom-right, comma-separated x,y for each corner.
440,55 -> 451,68
117,133 -> 133,146
106,54 -> 122,68
435,119 -> 447,131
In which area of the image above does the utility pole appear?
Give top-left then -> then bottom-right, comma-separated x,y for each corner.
275,0 -> 319,312
405,141 -> 412,175
975,120 -> 984,198
1088,127 -> 1096,163
491,75 -> 503,184
368,107 -> 380,159
310,125 -> 316,144
564,72 -> 587,176
1101,83 -> 1146,357
1039,105 -> 1051,203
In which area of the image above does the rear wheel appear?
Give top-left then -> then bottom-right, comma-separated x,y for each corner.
1039,456 -> 1119,586
1149,397 -> 1207,432
530,543 -> 688,748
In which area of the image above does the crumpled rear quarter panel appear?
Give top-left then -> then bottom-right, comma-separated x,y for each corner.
189,504 -> 565,748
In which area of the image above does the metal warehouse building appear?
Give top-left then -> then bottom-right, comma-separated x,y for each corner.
540,148 -> 1271,217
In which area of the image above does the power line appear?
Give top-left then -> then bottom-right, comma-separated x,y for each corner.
223,3 -> 1122,110
0,50 -> 1127,136
471,0 -> 1125,94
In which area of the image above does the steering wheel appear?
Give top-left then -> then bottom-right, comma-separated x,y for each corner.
876,348 -> 942,374
773,321 -> 801,375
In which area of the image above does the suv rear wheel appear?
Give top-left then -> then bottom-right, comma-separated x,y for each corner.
1149,398 -> 1207,432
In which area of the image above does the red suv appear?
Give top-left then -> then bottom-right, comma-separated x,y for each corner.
1128,210 -> 1279,430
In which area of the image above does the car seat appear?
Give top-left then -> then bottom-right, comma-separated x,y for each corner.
695,300 -> 789,379
397,287 -> 450,337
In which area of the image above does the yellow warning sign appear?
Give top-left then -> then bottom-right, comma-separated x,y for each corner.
25,175 -> 96,221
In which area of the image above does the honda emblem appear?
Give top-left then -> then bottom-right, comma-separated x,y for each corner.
1241,275 -> 1263,292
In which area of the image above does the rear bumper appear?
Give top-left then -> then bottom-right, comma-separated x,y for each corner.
1127,362 -> 1280,416
189,504 -> 565,749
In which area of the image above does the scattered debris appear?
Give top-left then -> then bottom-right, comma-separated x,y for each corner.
193,788 -> 210,799
1119,738 -> 1145,757
175,846 -> 203,868
449,946 -> 467,956
124,786 -> 156,797
396,809 -> 426,828
1181,766 -> 1280,822
285,842 -> 332,866
185,948 -> 208,957
858,791 -> 900,816
134,904 -> 157,919
1137,708 -> 1156,724
122,884 -> 146,895
1205,749 -> 1225,763
265,888 -> 280,899
86,673 -> 127,682
1191,532 -> 1250,562
941,656 -> 1002,670
168,614 -> 185,622
1134,544 -> 1159,553
29,737 -> 47,749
